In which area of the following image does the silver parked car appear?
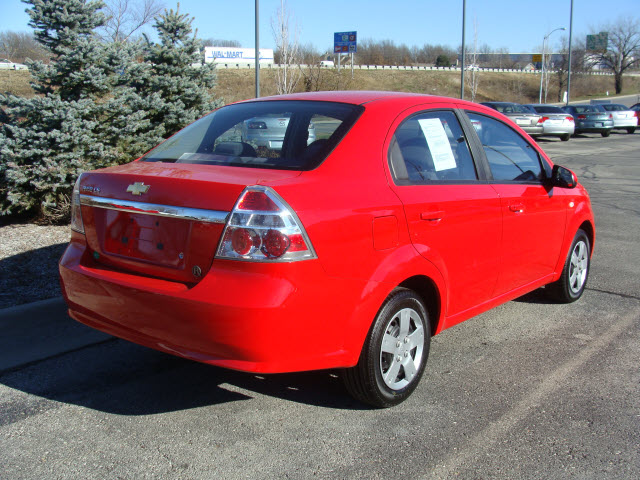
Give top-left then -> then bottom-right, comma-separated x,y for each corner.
524,104 -> 575,141
562,105 -> 614,137
597,104 -> 637,134
480,102 -> 544,137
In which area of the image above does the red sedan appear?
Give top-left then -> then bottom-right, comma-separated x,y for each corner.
59,91 -> 595,407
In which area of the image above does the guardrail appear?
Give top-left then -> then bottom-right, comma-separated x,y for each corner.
211,63 -> 616,76
2,62 -> 618,77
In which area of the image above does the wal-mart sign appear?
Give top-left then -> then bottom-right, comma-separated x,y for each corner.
205,47 -> 275,64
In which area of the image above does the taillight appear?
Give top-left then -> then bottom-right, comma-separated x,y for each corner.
216,186 -> 317,262
247,121 -> 267,129
609,114 -> 613,119
577,114 -> 586,120
70,175 -> 85,234
566,116 -> 574,122
538,116 -> 549,124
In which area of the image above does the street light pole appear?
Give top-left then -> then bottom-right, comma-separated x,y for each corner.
460,0 -> 466,99
566,0 -> 574,106
255,0 -> 260,98
538,27 -> 565,104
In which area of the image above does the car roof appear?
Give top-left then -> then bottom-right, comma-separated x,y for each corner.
237,90 -> 480,109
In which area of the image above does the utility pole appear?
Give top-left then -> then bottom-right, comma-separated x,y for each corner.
460,0 -> 466,99
255,0 -> 260,98
566,0 -> 574,106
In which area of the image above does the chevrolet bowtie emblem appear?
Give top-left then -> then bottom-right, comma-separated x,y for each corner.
126,182 -> 150,196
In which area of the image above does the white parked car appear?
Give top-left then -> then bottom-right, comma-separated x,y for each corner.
597,104 -> 637,134
0,58 -> 28,70
524,104 -> 575,141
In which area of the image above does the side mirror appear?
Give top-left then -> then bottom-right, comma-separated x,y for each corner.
551,165 -> 577,189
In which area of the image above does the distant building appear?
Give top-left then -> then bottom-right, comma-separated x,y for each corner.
584,54 -> 610,71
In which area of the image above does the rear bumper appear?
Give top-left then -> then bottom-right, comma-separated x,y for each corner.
521,126 -> 544,136
575,121 -> 614,133
59,239 -> 371,373
612,119 -> 637,128
541,124 -> 574,136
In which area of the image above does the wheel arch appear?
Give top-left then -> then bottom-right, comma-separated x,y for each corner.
398,275 -> 442,337
340,249 -> 448,367
552,214 -> 595,282
579,220 -> 595,256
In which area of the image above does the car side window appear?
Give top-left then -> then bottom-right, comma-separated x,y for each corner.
467,112 -> 544,182
389,110 -> 478,183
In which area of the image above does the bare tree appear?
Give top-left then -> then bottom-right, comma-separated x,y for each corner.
466,18 -> 480,102
271,0 -> 301,95
202,39 -> 242,48
100,0 -> 165,42
542,38 -> 560,103
590,17 -> 640,94
554,37 -> 587,102
0,31 -> 49,63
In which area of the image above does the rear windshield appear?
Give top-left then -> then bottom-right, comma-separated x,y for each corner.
572,106 -> 603,113
488,103 -> 532,114
601,104 -> 627,111
141,100 -> 364,170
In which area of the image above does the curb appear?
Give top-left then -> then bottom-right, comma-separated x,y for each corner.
0,296 -> 111,373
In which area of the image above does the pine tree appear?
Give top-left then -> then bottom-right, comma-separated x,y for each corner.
0,0 -> 117,220
135,5 -> 221,139
0,1 -> 221,222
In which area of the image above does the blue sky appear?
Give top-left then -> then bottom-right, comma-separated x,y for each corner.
1,0 -> 638,54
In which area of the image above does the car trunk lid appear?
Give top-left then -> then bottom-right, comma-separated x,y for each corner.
78,161 -> 300,283
509,113 -> 540,127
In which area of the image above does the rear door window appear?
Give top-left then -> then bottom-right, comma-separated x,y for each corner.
388,110 -> 478,183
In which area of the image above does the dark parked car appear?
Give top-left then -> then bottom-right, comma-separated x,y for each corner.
480,102 -> 544,137
562,105 -> 614,137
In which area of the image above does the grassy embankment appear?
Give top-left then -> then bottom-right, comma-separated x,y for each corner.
2,68 -> 639,106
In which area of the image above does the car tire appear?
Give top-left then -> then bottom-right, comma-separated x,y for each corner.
342,288 -> 430,408
601,130 -> 611,137
546,229 -> 590,303
560,134 -> 570,142
626,127 -> 636,134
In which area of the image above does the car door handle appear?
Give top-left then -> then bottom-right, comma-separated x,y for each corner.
509,203 -> 525,213
420,210 -> 445,222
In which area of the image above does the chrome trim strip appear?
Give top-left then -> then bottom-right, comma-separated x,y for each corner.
80,195 -> 229,224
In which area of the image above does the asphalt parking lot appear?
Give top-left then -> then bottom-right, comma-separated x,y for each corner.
1,131 -> 639,479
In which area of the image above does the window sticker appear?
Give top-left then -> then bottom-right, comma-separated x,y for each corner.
418,118 -> 457,171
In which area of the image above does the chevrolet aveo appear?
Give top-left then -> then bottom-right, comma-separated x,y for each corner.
59,91 -> 595,407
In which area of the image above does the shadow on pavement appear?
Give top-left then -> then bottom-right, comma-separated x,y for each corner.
512,287 -> 559,305
0,338 -> 367,420
0,243 -> 67,309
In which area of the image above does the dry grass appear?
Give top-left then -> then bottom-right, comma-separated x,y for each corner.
215,68 -> 640,105
0,70 -> 34,97
2,67 -> 639,106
